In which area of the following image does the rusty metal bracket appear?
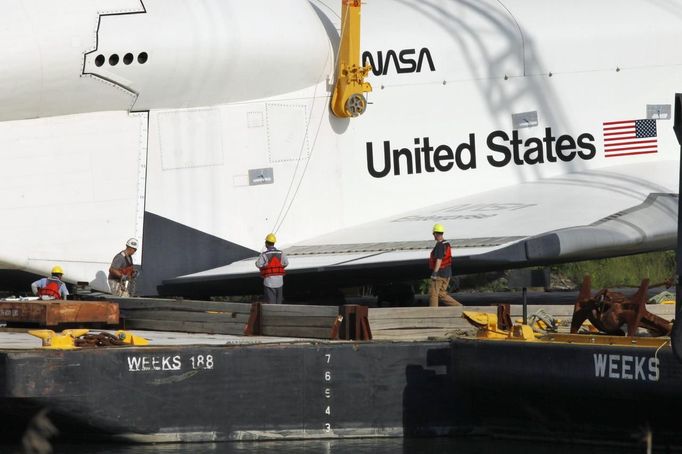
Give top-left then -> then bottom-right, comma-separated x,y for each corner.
571,276 -> 672,336
330,315 -> 343,340
340,305 -> 372,340
244,302 -> 262,336
497,304 -> 512,331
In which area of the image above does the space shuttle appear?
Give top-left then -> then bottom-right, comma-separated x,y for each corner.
0,0 -> 679,298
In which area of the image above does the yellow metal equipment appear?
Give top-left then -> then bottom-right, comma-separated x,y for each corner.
462,311 -> 537,341
330,0 -> 372,117
28,329 -> 149,349
29,329 -> 89,349
115,330 -> 149,346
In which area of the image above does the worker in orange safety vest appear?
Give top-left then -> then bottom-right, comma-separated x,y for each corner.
255,233 -> 289,304
31,265 -> 69,300
109,237 -> 139,297
429,224 -> 461,307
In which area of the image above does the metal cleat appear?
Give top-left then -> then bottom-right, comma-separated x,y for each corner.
462,311 -> 509,339
462,310 -> 538,341
511,324 -> 537,340
28,329 -> 90,349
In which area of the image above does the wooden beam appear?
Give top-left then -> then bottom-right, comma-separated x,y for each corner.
260,315 -> 339,328
372,328 -> 456,340
113,297 -> 252,314
261,326 -> 336,339
260,304 -> 339,317
368,307 -> 461,319
370,318 -> 470,330
123,318 -> 246,335
121,310 -> 250,323
0,301 -> 118,326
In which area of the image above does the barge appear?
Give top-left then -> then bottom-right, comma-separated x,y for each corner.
0,333 -> 460,442
0,300 -> 680,445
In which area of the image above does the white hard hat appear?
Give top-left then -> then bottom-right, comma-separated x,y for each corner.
126,238 -> 139,249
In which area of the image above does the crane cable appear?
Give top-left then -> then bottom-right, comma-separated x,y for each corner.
271,2 -> 350,235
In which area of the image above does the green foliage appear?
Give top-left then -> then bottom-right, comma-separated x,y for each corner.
404,251 -> 676,295
552,250 -> 676,289
416,279 -> 430,294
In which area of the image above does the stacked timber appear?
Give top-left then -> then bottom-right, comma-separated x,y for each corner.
115,297 -> 252,335
114,298 -> 343,339
259,304 -> 342,339
369,307 -> 467,340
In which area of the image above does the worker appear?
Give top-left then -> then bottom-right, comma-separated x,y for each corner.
31,266 -> 69,300
109,238 -> 139,297
255,233 -> 289,304
429,224 -> 461,307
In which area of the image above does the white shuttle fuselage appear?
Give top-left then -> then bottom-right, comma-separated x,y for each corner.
0,0 -> 680,295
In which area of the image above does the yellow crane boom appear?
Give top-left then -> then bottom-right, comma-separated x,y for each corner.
330,0 -> 372,118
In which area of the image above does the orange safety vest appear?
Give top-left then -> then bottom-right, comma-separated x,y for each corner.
429,241 -> 452,270
109,252 -> 134,280
37,278 -> 63,299
260,250 -> 286,278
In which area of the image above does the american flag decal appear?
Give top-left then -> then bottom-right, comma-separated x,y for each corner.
602,119 -> 657,157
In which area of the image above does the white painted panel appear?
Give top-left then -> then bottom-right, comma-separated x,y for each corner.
0,111 -> 147,287
266,104 -> 310,163
360,0 -> 524,83
503,0 -> 682,74
158,109 -> 223,170
144,87 -> 328,251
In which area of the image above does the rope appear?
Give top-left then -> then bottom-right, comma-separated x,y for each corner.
654,338 -> 670,362
271,3 -> 347,234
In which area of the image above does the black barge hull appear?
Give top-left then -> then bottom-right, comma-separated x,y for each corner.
0,341 -> 463,442
450,337 -> 682,444
1,338 -> 681,444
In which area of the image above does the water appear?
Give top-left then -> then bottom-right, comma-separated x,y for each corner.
3,438 -> 664,454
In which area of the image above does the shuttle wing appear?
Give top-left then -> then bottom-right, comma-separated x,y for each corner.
162,159 -> 678,296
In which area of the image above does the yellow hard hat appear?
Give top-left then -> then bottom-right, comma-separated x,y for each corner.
432,223 -> 445,234
51,265 -> 64,275
265,233 -> 277,243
